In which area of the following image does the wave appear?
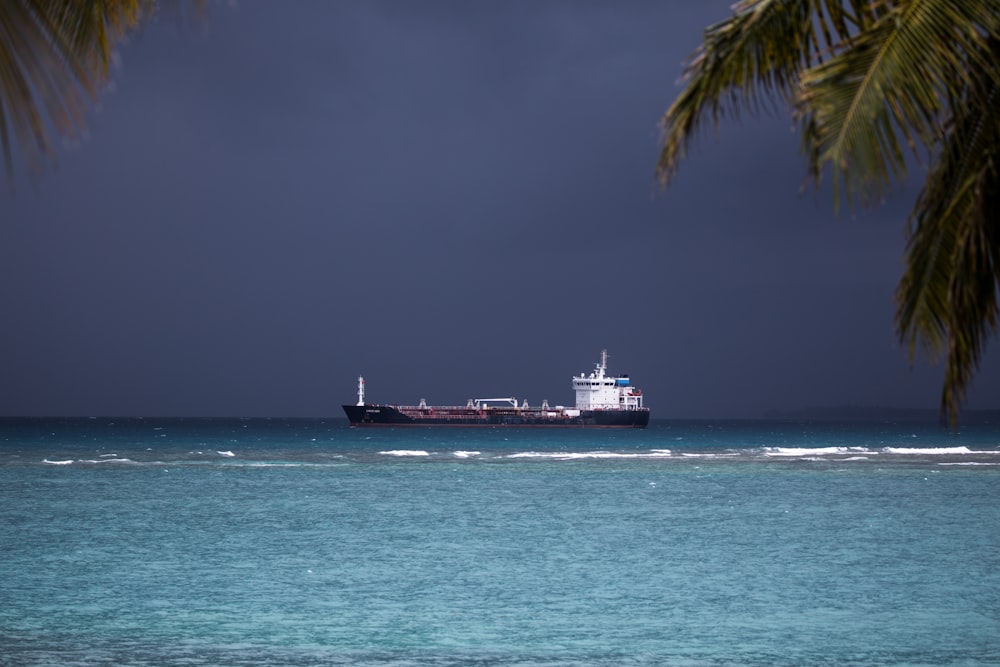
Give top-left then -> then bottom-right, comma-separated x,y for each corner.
502,446 -> 1000,462
938,462 -> 1000,466
38,458 -> 347,468
44,457 -> 154,466
244,462 -> 337,468
32,444 -> 1000,469
883,446 -> 979,455
764,447 -> 864,457
507,450 -> 673,460
678,452 -> 740,458
763,446 -> 1000,457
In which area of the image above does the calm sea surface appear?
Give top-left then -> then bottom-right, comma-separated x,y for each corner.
2,418 -> 999,666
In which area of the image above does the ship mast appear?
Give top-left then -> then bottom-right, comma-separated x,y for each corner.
597,349 -> 608,378
357,375 -> 365,406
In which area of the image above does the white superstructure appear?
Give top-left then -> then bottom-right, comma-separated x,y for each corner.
572,350 -> 644,411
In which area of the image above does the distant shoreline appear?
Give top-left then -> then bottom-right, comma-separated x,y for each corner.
761,407 -> 1000,424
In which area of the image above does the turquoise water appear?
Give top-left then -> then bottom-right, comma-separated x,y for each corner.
2,418 -> 999,665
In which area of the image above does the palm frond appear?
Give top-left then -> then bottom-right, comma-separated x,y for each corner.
657,0 -> 867,186
658,0 -> 1000,424
798,0 -> 1000,208
0,0 -> 153,185
895,34 -> 1000,426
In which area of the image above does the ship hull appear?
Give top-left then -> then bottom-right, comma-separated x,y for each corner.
343,404 -> 650,428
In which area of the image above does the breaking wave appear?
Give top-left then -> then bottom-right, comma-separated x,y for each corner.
507,450 -> 673,460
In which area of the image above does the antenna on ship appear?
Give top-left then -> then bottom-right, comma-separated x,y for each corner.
357,375 -> 365,406
598,349 -> 608,378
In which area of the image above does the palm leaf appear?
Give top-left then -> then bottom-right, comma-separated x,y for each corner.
0,0 -> 152,185
659,0 -> 1000,425
797,0 -> 1000,208
657,0 -> 872,186
896,34 -> 1000,425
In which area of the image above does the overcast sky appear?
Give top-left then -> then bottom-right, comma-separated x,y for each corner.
1,0 -> 996,419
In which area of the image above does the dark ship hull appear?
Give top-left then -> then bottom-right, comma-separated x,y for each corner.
343,404 -> 649,428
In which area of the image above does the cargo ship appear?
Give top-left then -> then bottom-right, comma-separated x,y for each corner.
343,350 -> 649,428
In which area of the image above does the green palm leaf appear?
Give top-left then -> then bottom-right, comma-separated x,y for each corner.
797,0 -> 1000,207
659,0 -> 1000,425
658,0 -> 884,186
0,0 -> 152,184
896,35 -> 1000,424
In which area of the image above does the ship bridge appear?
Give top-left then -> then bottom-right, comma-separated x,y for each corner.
572,350 -> 644,410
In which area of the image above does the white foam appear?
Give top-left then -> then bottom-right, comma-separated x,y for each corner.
760,445 -> 1000,457
217,450 -> 235,457
938,462 -> 1000,466
557,452 -> 639,459
679,452 -> 739,458
763,447 -> 856,457
883,446 -> 976,455
453,451 -> 481,458
380,450 -> 430,457
43,459 -> 74,465
508,450 -> 673,460
246,463 -> 307,467
99,453 -> 118,458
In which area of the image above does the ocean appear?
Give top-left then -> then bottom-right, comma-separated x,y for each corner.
2,417 -> 999,666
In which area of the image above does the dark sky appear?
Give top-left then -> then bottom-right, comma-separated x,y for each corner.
2,1 -> 996,418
